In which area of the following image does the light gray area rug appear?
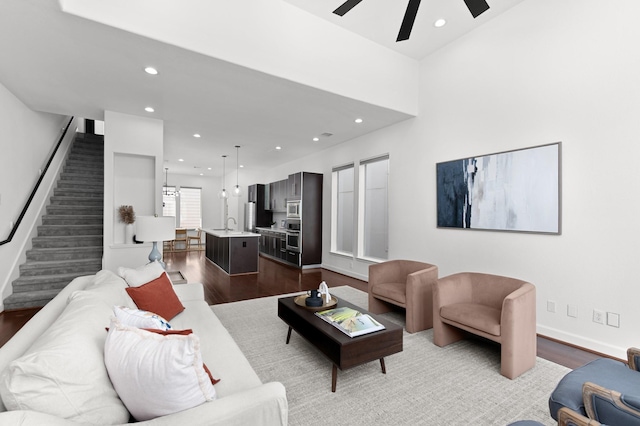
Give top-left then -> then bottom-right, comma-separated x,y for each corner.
212,286 -> 569,425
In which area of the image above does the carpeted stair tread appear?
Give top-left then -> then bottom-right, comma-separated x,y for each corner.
37,224 -> 103,236
32,235 -> 103,248
19,258 -> 102,276
3,289 -> 66,310
26,246 -> 103,261
42,215 -> 103,225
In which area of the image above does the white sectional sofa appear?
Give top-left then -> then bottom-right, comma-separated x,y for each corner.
0,270 -> 288,425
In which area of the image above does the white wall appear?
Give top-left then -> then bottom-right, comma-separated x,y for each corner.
103,111 -> 164,271
0,82 -> 71,306
259,0 -> 640,359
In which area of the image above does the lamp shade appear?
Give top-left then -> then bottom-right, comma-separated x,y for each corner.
136,216 -> 175,242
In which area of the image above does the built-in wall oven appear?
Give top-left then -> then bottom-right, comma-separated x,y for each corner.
286,219 -> 301,252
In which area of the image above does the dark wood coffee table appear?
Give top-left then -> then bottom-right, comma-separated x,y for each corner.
277,295 -> 403,392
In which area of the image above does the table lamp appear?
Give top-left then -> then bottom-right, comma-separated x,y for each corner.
135,215 -> 176,269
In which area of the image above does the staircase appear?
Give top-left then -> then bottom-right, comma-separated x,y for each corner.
3,133 -> 104,310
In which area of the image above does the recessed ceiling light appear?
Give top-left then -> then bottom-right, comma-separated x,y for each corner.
145,106 -> 154,113
434,18 -> 447,28
178,158 -> 184,162
275,146 -> 282,150
355,118 -> 363,124
240,165 -> 244,168
313,137 -> 319,142
193,134 -> 201,138
144,67 -> 158,75
199,173 -> 204,176
207,167 -> 212,170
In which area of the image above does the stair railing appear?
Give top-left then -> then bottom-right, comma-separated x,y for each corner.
0,117 -> 74,247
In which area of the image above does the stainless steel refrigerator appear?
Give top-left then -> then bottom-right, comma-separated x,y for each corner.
245,202 -> 256,232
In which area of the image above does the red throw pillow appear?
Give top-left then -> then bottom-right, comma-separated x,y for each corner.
125,272 -> 184,321
144,328 -> 221,385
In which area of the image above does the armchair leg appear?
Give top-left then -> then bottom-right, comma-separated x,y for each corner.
433,321 -> 465,347
368,295 -> 392,314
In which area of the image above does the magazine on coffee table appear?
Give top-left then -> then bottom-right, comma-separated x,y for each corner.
315,306 -> 385,338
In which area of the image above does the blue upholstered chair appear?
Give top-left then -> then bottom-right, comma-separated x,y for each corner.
549,348 -> 640,425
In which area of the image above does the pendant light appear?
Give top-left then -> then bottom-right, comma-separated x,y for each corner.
218,155 -> 228,199
232,145 -> 242,197
163,167 -> 178,197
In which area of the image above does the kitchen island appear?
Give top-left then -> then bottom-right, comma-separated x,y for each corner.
203,229 -> 260,275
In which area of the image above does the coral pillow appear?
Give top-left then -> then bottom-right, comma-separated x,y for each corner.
104,319 -> 217,421
125,272 -> 184,320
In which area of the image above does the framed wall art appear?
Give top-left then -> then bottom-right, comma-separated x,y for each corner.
436,142 -> 561,234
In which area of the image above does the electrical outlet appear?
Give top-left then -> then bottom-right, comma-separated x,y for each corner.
567,305 -> 578,318
607,312 -> 620,328
593,309 -> 604,324
546,300 -> 556,313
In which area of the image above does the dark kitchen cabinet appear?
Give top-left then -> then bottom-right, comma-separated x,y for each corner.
257,171 -> 322,269
288,172 -> 302,200
266,179 -> 287,212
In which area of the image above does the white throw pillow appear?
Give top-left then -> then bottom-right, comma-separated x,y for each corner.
0,279 -> 131,424
113,306 -> 171,330
104,318 -> 217,421
117,261 -> 165,287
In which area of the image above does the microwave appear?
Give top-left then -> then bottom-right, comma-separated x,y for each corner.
286,201 -> 301,218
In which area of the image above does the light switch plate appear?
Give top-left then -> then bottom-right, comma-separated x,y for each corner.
607,312 -> 620,328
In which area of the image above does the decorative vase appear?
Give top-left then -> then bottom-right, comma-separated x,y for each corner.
125,223 -> 134,244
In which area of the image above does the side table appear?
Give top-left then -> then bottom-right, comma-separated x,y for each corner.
167,270 -> 187,284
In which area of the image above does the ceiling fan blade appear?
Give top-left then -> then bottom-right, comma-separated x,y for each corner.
333,0 -> 364,16
396,0 -> 422,42
463,0 -> 490,18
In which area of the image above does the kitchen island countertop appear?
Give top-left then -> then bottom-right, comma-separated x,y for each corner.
203,229 -> 260,238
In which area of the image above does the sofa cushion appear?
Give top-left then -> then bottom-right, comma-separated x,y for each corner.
114,306 -> 172,330
440,302 -> 501,336
172,300 -> 263,398
104,318 -> 217,421
0,271 -> 131,424
126,272 -> 185,320
117,261 -> 165,287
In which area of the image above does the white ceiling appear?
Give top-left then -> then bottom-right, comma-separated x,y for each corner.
0,0 -> 522,177
284,0 -> 525,60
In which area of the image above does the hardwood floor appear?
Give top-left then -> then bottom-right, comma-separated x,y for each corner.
0,250 -> 606,369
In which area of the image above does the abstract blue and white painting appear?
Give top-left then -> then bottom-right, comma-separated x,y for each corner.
436,143 -> 561,234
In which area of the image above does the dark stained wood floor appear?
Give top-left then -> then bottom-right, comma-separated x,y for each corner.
1,250 -> 608,369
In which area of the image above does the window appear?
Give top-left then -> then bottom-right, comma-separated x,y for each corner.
358,155 -> 389,260
162,186 -> 202,229
331,164 -> 355,255
178,187 -> 202,229
162,187 -> 177,218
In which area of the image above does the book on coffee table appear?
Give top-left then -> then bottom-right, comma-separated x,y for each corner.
315,306 -> 385,338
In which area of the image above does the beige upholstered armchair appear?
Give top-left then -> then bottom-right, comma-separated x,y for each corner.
433,272 -> 536,379
368,260 -> 438,333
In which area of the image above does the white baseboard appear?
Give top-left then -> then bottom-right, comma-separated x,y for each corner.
537,324 -> 627,360
320,263 -> 368,282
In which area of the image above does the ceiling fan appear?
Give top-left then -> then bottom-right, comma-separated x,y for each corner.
333,0 -> 490,42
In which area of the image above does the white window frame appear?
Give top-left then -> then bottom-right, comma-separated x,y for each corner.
330,163 -> 355,256
357,154 -> 389,262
